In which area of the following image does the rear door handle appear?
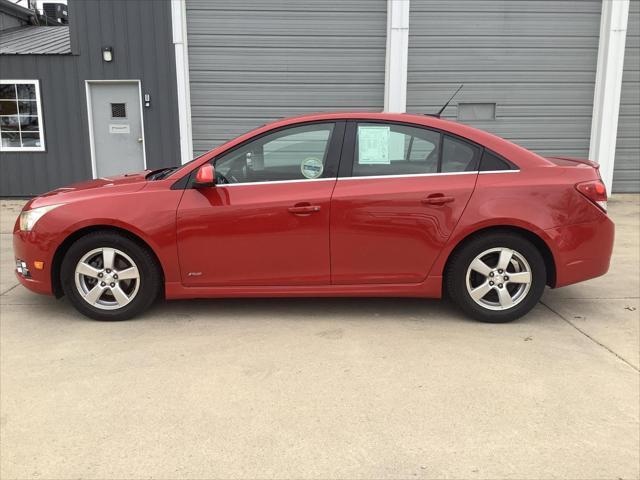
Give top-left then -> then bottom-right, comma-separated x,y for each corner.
421,195 -> 455,206
288,204 -> 321,215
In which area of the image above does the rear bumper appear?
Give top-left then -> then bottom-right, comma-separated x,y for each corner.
12,223 -> 54,296
546,213 -> 615,288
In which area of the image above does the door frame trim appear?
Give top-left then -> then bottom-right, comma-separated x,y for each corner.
85,79 -> 147,179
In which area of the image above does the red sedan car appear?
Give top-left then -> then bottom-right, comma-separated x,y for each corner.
14,113 -> 614,322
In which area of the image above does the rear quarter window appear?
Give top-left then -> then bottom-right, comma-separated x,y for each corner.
441,135 -> 481,173
480,150 -> 516,171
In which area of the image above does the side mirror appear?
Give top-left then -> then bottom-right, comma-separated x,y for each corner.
194,164 -> 216,188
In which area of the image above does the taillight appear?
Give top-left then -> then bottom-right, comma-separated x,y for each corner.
575,180 -> 608,212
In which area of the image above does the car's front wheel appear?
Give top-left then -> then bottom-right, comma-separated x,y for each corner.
446,232 -> 547,323
61,232 -> 162,321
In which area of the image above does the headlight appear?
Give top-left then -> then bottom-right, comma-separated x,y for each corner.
19,204 -> 62,231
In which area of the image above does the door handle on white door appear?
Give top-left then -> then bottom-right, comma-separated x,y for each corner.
137,137 -> 143,143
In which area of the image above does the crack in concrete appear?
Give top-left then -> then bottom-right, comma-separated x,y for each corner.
0,283 -> 19,297
540,300 -> 639,373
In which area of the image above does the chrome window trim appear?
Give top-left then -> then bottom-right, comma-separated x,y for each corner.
338,170 -> 522,181
212,169 -> 521,187
338,171 -> 476,181
215,177 -> 335,188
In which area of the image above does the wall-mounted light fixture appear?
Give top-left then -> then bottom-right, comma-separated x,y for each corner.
102,46 -> 113,62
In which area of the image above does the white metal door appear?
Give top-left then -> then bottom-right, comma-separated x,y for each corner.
87,81 -> 145,178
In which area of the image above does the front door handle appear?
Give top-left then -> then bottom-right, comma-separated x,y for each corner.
422,194 -> 455,206
288,204 -> 321,215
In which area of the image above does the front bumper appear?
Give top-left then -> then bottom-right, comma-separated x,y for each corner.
13,223 -> 55,296
546,213 -> 615,288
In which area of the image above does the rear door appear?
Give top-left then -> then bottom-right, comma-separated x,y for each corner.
330,121 -> 479,284
177,121 -> 344,287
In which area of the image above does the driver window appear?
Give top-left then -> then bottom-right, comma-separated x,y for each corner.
214,123 -> 334,184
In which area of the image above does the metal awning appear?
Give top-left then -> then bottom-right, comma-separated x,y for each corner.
0,26 -> 70,54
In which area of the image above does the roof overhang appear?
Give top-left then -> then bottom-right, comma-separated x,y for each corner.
0,0 -> 36,24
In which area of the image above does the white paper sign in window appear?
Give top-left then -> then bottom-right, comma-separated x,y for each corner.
358,126 -> 391,164
0,80 -> 45,152
388,131 -> 406,161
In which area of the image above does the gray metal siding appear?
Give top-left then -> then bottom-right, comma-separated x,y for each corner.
615,0 -> 640,193
186,0 -> 387,155
407,1 -> 601,165
0,0 -> 180,196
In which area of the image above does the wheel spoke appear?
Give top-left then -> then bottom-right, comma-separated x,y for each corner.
83,285 -> 105,305
102,248 -> 116,270
76,262 -> 101,279
496,249 -> 513,271
497,287 -> 514,308
508,271 -> 531,284
116,266 -> 139,281
110,285 -> 130,306
470,258 -> 492,276
470,281 -> 493,301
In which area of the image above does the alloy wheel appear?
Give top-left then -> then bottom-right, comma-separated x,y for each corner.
465,247 -> 532,311
74,247 -> 140,310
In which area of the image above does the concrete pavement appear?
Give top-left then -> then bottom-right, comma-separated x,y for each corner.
0,196 -> 638,479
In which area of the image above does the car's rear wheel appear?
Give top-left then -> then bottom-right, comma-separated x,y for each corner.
61,232 -> 161,321
446,232 -> 546,323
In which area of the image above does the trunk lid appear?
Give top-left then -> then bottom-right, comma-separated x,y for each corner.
544,157 -> 608,210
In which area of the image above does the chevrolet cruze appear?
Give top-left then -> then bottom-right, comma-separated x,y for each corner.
13,113 -> 614,322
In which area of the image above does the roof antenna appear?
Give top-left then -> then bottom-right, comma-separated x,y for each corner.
428,84 -> 464,118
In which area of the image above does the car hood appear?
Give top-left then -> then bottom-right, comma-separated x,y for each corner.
25,171 -> 150,210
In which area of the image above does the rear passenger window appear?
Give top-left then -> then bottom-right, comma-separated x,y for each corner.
353,123 -> 441,177
441,135 -> 481,173
480,149 -> 514,171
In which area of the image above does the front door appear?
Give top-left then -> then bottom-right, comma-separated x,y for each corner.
87,81 -> 145,178
330,121 -> 480,284
176,121 -> 344,287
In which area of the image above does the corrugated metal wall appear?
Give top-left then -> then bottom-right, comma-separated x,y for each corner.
186,0 -> 387,155
615,0 -> 640,193
2,0 -> 637,196
407,0 -> 602,170
0,0 -> 180,196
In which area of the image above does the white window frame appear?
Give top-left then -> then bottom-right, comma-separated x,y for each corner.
0,79 -> 46,153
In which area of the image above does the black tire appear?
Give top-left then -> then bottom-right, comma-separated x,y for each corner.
446,232 -> 546,323
60,231 -> 162,321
